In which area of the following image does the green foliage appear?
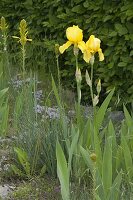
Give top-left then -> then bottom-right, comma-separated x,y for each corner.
13,75 -> 69,178
8,178 -> 61,200
1,0 -> 133,106
12,147 -> 31,178
94,88 -> 115,131
0,87 -> 9,136
53,77 -> 132,199
56,140 -> 70,200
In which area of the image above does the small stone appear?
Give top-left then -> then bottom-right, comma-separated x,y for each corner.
0,185 -> 11,199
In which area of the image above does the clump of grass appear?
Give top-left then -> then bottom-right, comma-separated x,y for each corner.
7,176 -> 61,200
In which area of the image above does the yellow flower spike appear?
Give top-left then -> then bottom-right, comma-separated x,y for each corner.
13,19 -> 32,46
19,19 -> 32,46
83,35 -> 104,63
0,16 -> 8,32
59,25 -> 85,54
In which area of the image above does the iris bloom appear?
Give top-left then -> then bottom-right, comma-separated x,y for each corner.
59,25 -> 86,55
83,35 -> 104,63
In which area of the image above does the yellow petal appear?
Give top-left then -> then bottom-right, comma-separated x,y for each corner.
12,36 -> 20,39
86,35 -> 101,52
78,41 -> 86,53
83,50 -> 91,63
98,49 -> 104,61
59,41 -> 72,54
27,38 -> 32,42
66,25 -> 83,43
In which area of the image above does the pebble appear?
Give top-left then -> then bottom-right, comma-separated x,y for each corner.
0,185 -> 11,199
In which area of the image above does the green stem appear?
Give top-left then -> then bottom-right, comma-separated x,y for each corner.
31,135 -> 41,176
34,72 -> 38,121
75,55 -> 78,69
90,63 -> 94,107
92,164 -> 96,200
56,55 -> 61,95
75,55 -> 82,132
3,31 -> 7,52
75,55 -> 81,105
22,45 -> 26,79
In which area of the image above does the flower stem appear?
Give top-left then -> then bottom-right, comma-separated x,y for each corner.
3,31 -> 7,52
92,163 -> 96,200
75,55 -> 82,132
56,55 -> 61,96
1,28 -> 12,87
90,62 -> 94,107
22,45 -> 26,79
75,55 -> 81,105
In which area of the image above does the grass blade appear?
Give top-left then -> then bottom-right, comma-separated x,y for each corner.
108,172 -> 122,200
121,133 -> 133,181
102,136 -> 112,197
56,140 -> 70,200
95,88 -> 115,131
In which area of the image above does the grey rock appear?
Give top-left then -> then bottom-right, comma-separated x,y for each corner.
0,185 -> 11,199
108,111 -> 124,122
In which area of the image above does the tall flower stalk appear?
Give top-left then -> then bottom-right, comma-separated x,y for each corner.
59,26 -> 104,108
74,47 -> 82,105
90,56 -> 95,106
55,44 -> 61,95
0,16 -> 8,51
59,25 -> 84,105
0,16 -> 10,87
59,25 -> 84,129
84,35 -> 104,107
75,51 -> 82,129
13,19 -> 32,79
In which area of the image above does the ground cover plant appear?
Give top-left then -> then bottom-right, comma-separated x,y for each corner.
0,17 -> 133,200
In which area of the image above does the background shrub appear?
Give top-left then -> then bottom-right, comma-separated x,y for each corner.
1,0 -> 133,107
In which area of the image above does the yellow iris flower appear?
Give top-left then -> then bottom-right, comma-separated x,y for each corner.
83,35 -> 104,63
59,25 -> 86,54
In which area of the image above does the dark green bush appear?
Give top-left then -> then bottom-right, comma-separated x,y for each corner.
1,0 -> 133,107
